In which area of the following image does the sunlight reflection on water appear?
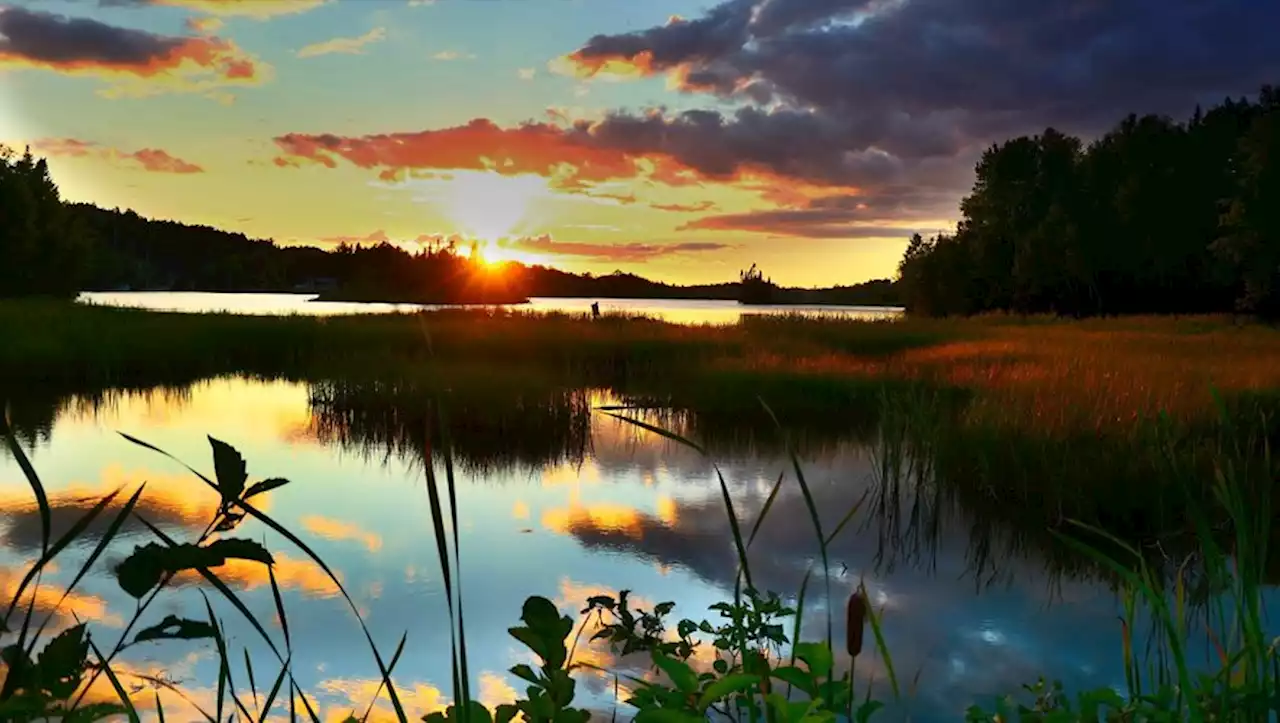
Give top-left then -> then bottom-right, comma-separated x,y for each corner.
0,377 -> 1145,721
78,291 -> 903,325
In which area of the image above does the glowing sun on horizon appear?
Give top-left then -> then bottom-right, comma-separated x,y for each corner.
441,170 -> 553,244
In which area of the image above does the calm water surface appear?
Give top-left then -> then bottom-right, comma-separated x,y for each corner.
78,292 -> 903,325
0,377 -> 1173,722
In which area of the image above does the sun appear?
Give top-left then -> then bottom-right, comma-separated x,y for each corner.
442,170 -> 553,243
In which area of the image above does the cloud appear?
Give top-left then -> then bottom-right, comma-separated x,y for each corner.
548,0 -> 1280,220
269,112 -> 901,192
184,15 -> 223,34
650,200 -> 717,213
273,119 -> 680,190
296,27 -> 386,59
431,50 -> 475,61
504,234 -> 729,262
33,137 -> 204,173
99,0 -> 330,19
301,515 -> 383,553
517,67 -> 536,80
679,187 -> 960,237
0,6 -> 269,94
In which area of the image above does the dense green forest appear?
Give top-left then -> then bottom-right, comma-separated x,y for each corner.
898,85 -> 1280,318
0,145 -> 895,305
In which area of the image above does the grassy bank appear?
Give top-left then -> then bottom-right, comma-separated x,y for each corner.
4,300 -> 1280,587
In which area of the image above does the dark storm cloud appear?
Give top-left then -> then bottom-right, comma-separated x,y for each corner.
0,4 -> 187,68
0,5 -> 265,83
562,0 -> 1280,205
682,186 -> 961,237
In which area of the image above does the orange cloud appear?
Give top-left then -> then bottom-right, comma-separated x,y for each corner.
316,678 -> 447,722
170,552 -> 341,598
541,499 -> 678,540
302,515 -> 383,553
550,49 -> 660,81
0,7 -> 270,94
33,138 -> 204,174
271,118 -> 691,192
0,567 -> 124,629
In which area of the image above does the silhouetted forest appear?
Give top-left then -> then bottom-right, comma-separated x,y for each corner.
899,85 -> 1280,318
0,144 -> 896,305
18,79 -> 1280,317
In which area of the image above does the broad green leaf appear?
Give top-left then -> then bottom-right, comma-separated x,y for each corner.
793,642 -> 833,679
769,666 -> 814,695
651,649 -> 698,694
696,673 -> 761,712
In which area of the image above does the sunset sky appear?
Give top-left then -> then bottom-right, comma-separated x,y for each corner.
2,0 -> 1276,286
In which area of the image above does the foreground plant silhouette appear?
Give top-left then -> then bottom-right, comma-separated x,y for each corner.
1,405 -> 1277,722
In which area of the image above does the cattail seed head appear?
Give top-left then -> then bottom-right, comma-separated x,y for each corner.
846,591 -> 867,658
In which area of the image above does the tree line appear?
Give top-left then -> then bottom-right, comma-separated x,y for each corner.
0,145 -> 896,305
898,85 -> 1280,319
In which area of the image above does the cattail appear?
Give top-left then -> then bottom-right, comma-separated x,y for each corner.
846,591 -> 867,658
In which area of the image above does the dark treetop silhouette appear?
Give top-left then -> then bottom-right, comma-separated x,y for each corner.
897,85 -> 1280,319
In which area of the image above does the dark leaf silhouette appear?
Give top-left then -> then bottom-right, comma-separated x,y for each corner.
134,615 -> 218,645
114,539 -> 274,599
244,477 -> 289,500
36,623 -> 88,699
208,436 -> 246,504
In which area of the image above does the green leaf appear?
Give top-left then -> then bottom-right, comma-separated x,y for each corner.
508,628 -> 552,665
854,700 -> 884,723
634,710 -> 705,723
37,623 -> 89,699
650,649 -> 698,694
244,477 -> 290,500
510,663 -> 540,686
494,704 -> 519,723
134,615 -> 218,644
208,436 -> 247,503
793,642 -> 833,679
769,666 -> 814,695
696,673 -> 761,712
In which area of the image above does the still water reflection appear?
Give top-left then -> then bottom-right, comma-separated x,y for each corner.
78,292 -> 903,325
1,378 -> 1140,721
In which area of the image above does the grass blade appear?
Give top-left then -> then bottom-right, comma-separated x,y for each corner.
3,415 -> 51,556
85,636 -> 141,723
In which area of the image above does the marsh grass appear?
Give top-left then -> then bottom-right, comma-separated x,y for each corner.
3,302 -> 1280,720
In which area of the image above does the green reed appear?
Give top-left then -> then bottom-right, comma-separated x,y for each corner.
2,371 -> 1280,720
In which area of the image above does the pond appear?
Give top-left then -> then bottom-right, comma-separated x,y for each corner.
0,376 -> 1159,722
77,292 -> 903,326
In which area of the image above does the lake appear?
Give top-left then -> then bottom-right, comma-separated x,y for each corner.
0,375 -> 1172,722
78,292 -> 903,325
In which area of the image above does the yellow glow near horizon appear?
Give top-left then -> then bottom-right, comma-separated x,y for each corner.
440,170 -> 554,242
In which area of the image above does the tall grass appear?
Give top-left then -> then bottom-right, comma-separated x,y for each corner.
3,302 -> 1280,719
